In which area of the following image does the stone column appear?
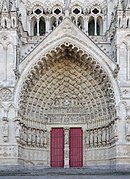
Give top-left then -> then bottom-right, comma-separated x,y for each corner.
3,46 -> 7,82
127,45 -> 130,79
84,17 -> 88,34
94,17 -> 97,36
37,18 -> 40,36
116,102 -> 127,144
2,117 -> 9,142
14,117 -> 21,143
45,17 -> 50,34
64,127 -> 70,168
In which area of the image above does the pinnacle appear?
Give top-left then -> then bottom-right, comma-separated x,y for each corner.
117,0 -> 123,11
1,0 -> 9,13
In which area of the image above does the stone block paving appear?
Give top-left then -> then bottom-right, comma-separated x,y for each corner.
0,168 -> 130,179
1,175 -> 130,179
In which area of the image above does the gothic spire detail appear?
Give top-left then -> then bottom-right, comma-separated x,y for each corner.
117,0 -> 123,11
1,0 -> 9,13
10,0 -> 16,11
64,0 -> 71,9
126,0 -> 130,10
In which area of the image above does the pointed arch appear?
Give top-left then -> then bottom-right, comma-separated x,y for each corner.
50,16 -> 57,30
97,16 -> 103,35
39,17 -> 46,35
88,16 -> 95,35
15,42 -> 118,130
77,16 -> 84,30
31,17 -> 37,36
14,19 -> 120,109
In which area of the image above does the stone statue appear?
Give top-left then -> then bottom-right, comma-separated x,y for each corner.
36,130 -> 40,147
97,129 -> 102,146
90,130 -> 93,147
32,129 -> 36,146
102,128 -> 106,145
126,119 -> 130,141
64,129 -> 69,145
23,127 -> 27,145
43,130 -> 48,148
113,121 -> 119,142
94,129 -> 98,147
2,117 -> 8,142
27,128 -> 32,145
85,130 -> 89,147
15,120 -> 21,137
40,130 -> 44,147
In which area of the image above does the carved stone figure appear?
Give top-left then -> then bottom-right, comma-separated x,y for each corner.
32,129 -> 36,146
126,119 -> 130,141
2,117 -> 8,142
97,129 -> 102,146
15,120 -> 21,136
85,130 -> 89,148
102,128 -> 106,145
94,129 -> 98,147
64,128 -> 69,145
0,0 -> 130,169
27,128 -> 32,145
40,130 -> 44,147
15,119 -> 22,143
90,130 -> 93,147
113,121 -> 119,142
23,127 -> 27,145
43,130 -> 48,148
36,130 -> 40,147
64,148 -> 69,158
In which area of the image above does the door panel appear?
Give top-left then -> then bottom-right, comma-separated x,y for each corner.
69,128 -> 83,167
51,128 -> 64,167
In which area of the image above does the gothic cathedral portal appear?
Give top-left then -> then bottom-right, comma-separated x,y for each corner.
0,0 -> 130,170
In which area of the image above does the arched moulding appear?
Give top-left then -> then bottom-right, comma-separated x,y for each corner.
17,43 -> 116,129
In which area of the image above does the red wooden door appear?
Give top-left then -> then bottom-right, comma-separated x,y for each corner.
51,128 -> 64,167
69,128 -> 83,167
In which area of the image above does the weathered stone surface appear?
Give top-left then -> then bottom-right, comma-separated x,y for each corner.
0,0 -> 130,170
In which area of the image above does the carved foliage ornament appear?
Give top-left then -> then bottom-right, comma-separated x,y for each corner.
0,88 -> 12,101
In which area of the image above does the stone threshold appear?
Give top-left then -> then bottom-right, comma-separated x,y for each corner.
0,166 -> 130,176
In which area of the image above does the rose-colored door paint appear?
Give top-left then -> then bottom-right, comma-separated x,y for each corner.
51,128 -> 64,167
69,128 -> 83,167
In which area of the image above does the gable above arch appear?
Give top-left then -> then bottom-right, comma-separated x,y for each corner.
15,18 -> 120,108
19,18 -> 117,74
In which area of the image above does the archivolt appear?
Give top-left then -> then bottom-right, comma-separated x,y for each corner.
18,43 -> 116,128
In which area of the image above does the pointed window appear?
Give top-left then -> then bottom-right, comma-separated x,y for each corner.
4,19 -> 7,28
51,17 -> 57,30
78,17 -> 83,30
88,18 -> 95,35
97,17 -> 103,35
88,16 -> 103,36
39,18 -> 46,35
34,20 -> 37,36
